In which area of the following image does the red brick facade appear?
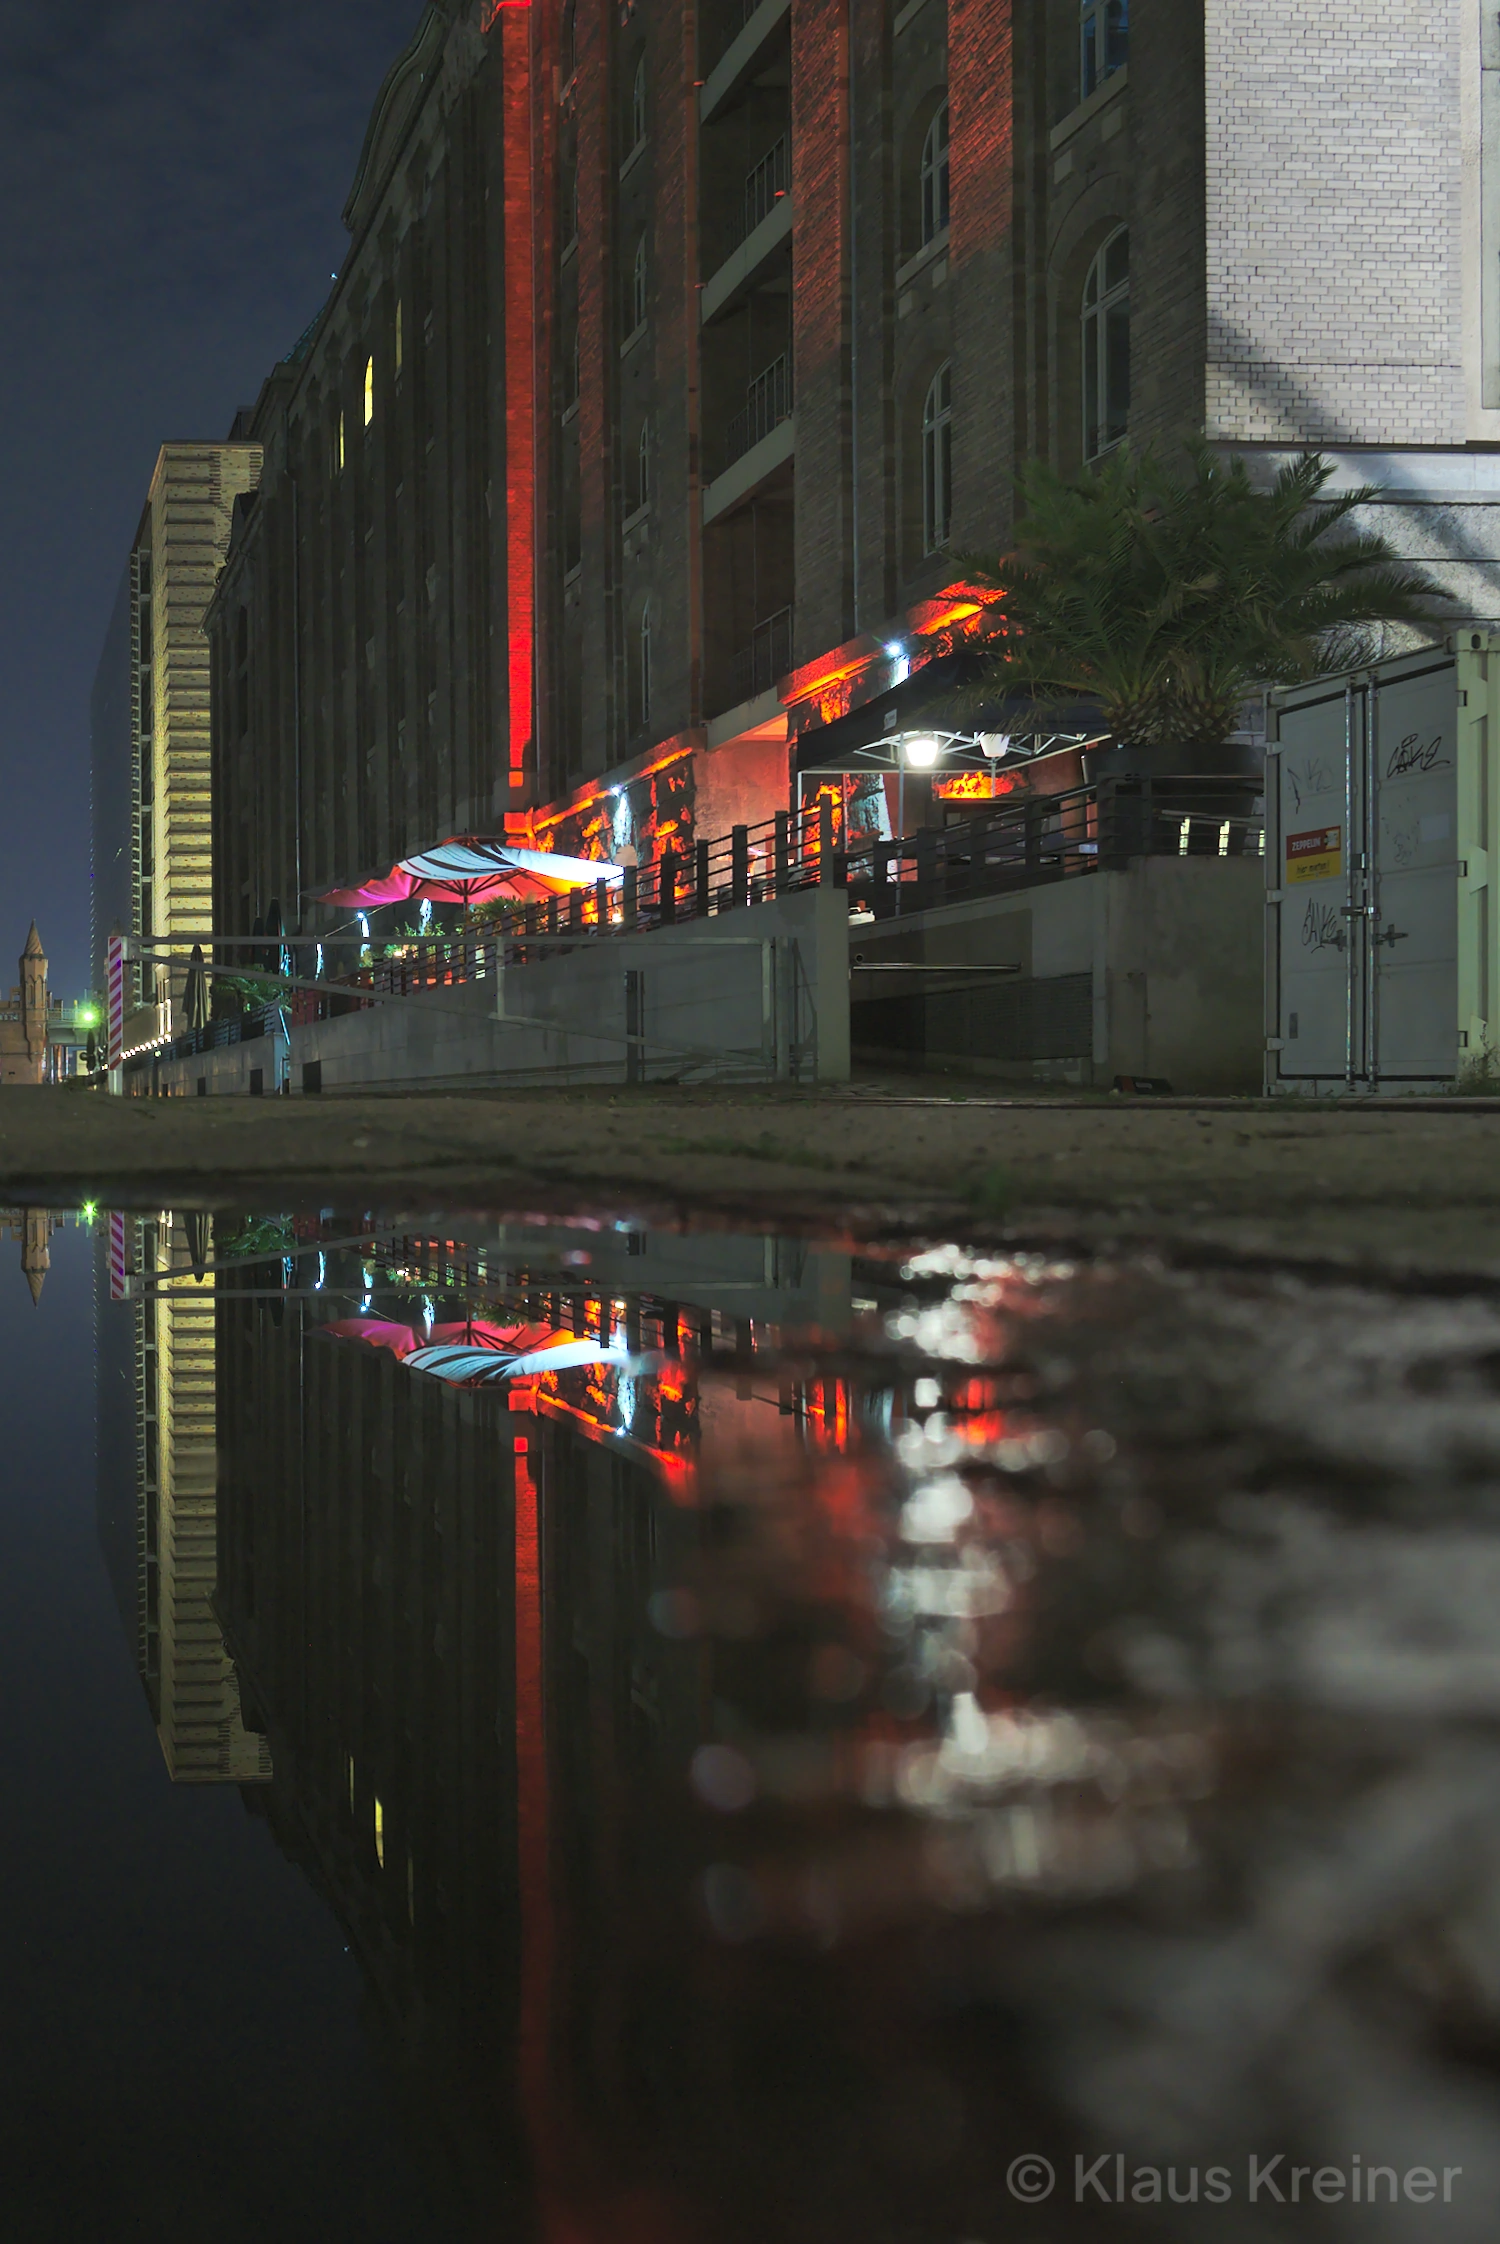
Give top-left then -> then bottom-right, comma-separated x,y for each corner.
207,0 -> 1205,927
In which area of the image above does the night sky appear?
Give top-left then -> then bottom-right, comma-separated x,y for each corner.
0,0 -> 426,998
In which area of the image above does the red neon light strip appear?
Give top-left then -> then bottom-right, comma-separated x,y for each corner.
499,5 -> 535,783
513,1441 -> 561,2227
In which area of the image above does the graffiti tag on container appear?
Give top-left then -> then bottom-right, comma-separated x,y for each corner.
1286,757 -> 1334,812
1301,899 -> 1344,952
1386,731 -> 1449,778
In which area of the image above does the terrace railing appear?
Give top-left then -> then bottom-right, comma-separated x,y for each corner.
314,773 -> 1262,1013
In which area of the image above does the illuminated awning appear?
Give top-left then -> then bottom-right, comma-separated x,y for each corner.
319,835 -> 626,912
320,1315 -> 625,1388
794,650 -> 1103,778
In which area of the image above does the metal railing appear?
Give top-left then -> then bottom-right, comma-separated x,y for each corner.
739,136 -> 789,243
728,606 -> 793,706
120,776 -> 1263,1085
149,1003 -> 283,1065
838,774 -> 1264,922
325,775 -> 1262,1009
717,0 -> 770,67
722,354 -> 791,474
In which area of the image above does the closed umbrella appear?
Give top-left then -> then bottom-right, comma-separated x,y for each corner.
183,944 -> 211,1032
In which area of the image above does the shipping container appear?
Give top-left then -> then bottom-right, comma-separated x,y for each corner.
1265,637 -> 1500,1094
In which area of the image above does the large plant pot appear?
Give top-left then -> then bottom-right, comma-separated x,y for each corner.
1082,740 -> 1265,861
1081,738 -> 1265,784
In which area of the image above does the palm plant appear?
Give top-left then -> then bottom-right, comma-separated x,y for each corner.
959,446 -> 1446,757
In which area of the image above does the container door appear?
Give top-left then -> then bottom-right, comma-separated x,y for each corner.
1370,667 -> 1458,1082
1276,686 -> 1362,1081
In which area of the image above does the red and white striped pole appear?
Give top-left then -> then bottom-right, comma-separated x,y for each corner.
106,930 -> 125,1072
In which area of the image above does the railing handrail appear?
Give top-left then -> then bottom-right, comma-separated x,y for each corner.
740,135 -> 789,242
312,772 -> 1263,1009
722,353 -> 792,474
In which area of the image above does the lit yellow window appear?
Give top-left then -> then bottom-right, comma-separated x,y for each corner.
338,411 -> 346,472
364,357 -> 375,427
374,1796 -> 385,1869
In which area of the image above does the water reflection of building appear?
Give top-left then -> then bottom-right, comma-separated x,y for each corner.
97,1215 -> 270,1785
209,1222 -> 862,2227
3,1208 -> 62,1304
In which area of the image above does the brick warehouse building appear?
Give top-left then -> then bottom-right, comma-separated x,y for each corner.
204,0 -> 1500,934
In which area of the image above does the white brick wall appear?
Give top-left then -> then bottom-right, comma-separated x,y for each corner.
1206,0 -> 1463,444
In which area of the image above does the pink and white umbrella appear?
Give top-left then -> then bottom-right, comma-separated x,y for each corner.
320,836 -> 624,912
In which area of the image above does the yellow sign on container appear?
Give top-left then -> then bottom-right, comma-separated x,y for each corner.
1286,824 -> 1342,883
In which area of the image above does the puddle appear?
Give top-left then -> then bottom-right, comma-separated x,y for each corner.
6,1202 -> 1500,2238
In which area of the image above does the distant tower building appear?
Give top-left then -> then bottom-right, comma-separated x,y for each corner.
21,924 -> 46,1075
90,442 -> 262,1029
0,923 -> 51,1086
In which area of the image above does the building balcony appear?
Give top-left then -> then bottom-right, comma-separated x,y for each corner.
700,191 -> 793,327
701,0 -> 792,123
728,606 -> 793,707
703,413 -> 794,525
721,355 -> 792,475
738,137 -> 788,247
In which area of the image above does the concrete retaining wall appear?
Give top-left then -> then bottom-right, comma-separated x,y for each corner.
147,885 -> 850,1097
850,857 -> 1265,1093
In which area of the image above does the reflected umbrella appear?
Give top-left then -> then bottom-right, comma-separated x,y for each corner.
320,1315 -> 627,1389
185,1212 -> 212,1283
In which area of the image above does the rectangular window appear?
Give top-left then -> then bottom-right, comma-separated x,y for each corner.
1080,0 -> 1128,100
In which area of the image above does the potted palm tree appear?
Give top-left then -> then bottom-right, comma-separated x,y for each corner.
960,445 -> 1445,781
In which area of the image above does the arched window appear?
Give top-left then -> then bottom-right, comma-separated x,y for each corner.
1080,0 -> 1128,101
920,101 -> 950,246
631,55 -> 647,150
364,356 -> 375,427
637,419 -> 651,509
922,362 -> 952,552
631,234 -> 648,332
1081,226 -> 1129,461
638,601 -> 653,728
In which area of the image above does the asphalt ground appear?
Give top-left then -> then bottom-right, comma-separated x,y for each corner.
2,1080 -> 1499,1278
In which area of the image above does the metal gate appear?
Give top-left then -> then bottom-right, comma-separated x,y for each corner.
1269,656 -> 1458,1089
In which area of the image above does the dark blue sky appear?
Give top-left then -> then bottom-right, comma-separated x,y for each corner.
0,0 -> 425,994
